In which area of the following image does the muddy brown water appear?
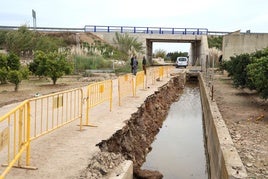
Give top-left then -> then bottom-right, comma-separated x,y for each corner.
141,83 -> 208,178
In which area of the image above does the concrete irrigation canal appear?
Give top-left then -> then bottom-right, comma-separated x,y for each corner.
141,83 -> 208,178
90,72 -> 247,178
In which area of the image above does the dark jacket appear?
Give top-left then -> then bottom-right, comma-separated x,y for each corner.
142,57 -> 146,65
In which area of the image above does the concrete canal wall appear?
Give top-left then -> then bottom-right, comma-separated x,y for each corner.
198,73 -> 247,179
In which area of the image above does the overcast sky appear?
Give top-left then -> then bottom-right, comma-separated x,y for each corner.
1,0 -> 267,52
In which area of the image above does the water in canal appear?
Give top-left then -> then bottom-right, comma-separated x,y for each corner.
141,83 -> 208,179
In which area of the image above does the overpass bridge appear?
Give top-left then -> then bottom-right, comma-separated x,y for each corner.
83,25 -> 209,68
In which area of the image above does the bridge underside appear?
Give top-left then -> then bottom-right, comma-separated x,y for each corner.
146,38 -> 202,65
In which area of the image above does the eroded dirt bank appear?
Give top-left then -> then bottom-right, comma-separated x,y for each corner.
96,75 -> 185,178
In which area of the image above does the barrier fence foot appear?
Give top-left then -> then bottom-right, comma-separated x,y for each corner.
2,164 -> 38,170
82,124 -> 98,127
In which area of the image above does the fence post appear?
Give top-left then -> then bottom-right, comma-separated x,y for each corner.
132,76 -> 136,96
26,101 -> 31,166
85,86 -> 94,126
18,107 -> 23,167
110,80 -> 113,111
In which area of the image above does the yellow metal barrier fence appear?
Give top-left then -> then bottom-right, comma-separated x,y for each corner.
0,100 -> 32,179
118,74 -> 134,106
158,66 -> 164,80
153,66 -> 163,81
85,80 -> 113,126
29,88 -> 84,138
0,87 -> 83,178
163,65 -> 172,77
135,71 -> 145,95
146,67 -> 157,85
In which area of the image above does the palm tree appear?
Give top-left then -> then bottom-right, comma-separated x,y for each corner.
113,32 -> 144,61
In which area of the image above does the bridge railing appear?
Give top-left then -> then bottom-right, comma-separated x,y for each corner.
1,25 -> 236,35
84,25 -> 208,35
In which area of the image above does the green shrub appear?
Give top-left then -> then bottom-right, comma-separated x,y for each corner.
3,26 -> 67,56
208,36 -> 223,50
73,55 -> 112,72
221,48 -> 268,99
8,70 -> 23,91
247,57 -> 268,99
7,53 -> 21,70
0,67 -> 8,84
30,51 -> 73,85
223,53 -> 254,88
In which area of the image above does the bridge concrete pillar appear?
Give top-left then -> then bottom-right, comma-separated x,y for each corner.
146,40 -> 153,65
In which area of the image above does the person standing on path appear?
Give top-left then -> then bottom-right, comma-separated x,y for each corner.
132,56 -> 138,75
130,55 -> 134,74
142,56 -> 147,75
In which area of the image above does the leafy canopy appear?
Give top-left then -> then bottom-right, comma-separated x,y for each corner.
3,26 -> 66,56
221,47 -> 268,99
0,53 -> 28,91
208,36 -> 223,50
30,51 -> 73,85
247,57 -> 268,99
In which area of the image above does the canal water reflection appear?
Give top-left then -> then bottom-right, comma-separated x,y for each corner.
141,83 -> 208,179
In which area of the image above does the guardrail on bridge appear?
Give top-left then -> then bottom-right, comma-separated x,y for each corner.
84,25 -> 208,35
0,25 -> 214,35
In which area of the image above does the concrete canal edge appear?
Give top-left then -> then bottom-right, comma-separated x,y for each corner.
199,73 -> 248,178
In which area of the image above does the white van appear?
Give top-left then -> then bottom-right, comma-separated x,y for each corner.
176,57 -> 188,68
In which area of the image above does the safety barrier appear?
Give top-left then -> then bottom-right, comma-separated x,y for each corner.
85,80 -> 113,126
0,25 -> 230,35
0,88 -> 83,178
84,25 -> 208,35
147,67 -> 163,83
135,71 -> 145,95
158,67 -> 164,80
0,66 -> 173,178
163,66 -> 172,78
28,88 -> 84,138
0,101 -> 32,179
146,68 -> 157,85
118,74 -> 134,106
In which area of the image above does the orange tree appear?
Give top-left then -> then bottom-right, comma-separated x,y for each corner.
29,51 -> 73,85
221,48 -> 268,99
247,57 -> 268,99
0,53 -> 29,91
222,53 -> 254,88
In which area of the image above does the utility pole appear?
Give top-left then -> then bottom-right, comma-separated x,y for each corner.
32,9 -> 37,30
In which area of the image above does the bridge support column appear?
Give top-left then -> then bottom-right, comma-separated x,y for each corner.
146,40 -> 153,65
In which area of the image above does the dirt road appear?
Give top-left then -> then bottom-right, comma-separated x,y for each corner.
213,72 -> 268,178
